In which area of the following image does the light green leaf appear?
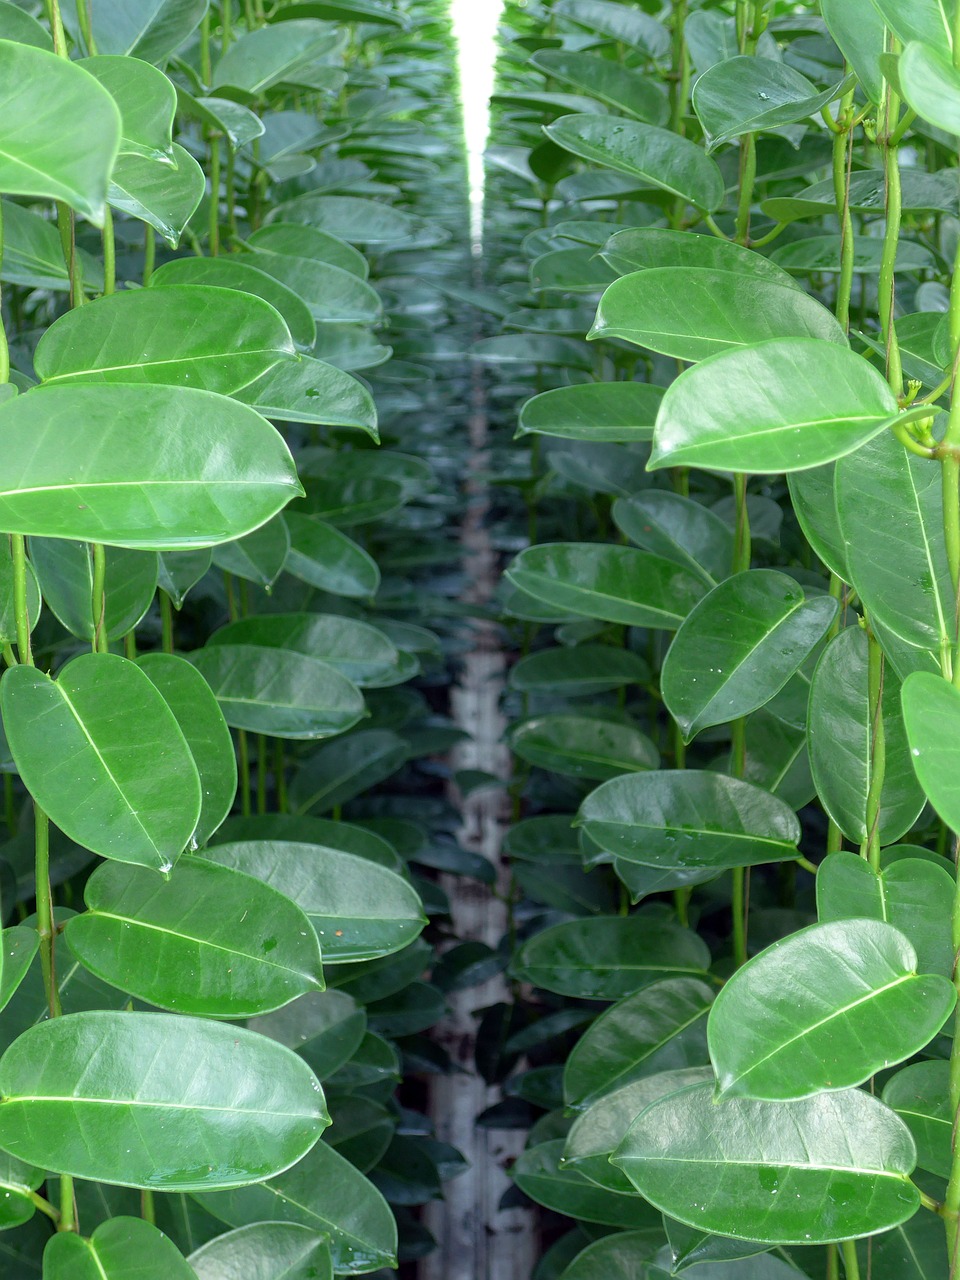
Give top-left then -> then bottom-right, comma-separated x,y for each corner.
1,653 -> 201,872
516,382 -> 663,443
0,384 -> 301,550
108,144 -> 204,247
42,1216 -> 197,1279
207,613 -> 401,688
213,20 -> 344,97
189,1223 -> 333,1280
708,919 -> 954,1099
649,339 -> 900,474
236,355 -> 378,437
284,514 -> 380,598
0,39 -> 120,223
578,770 -> 800,869
882,1060 -> 951,1179
602,227 -> 801,287
0,1011 -> 327,1189
529,49 -> 669,124
692,58 -> 854,151
614,1082 -> 920,1243
27,538 -> 156,644
510,714 -> 659,781
80,55 -> 176,161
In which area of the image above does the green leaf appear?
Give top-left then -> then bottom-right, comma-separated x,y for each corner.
649,339 -> 900,474
236,355 -> 378,438
211,518 -> 289,590
553,1233 -> 664,1279
0,198 -> 102,292
771,235 -> 933,275
1,653 -> 201,873
505,543 -> 705,629
543,115 -> 724,212
35,286 -> 295,393
177,92 -> 264,149
248,222 -> 369,279
902,42 -> 960,131
42,1217 -> 197,1280
662,570 -> 836,741
902,670 -> 960,840
692,58 -> 853,151
189,1223 -> 333,1280
0,1148 -> 43,1230
613,491 -> 732,586
836,432 -> 952,655
822,0 -> 885,103
554,0 -> 670,56
65,855 -> 323,1017
709,919 -> 954,1099
193,1140 -> 397,1273
514,1140 -> 665,1229
871,0 -> 955,54
602,227 -> 801,288
817,852 -> 955,978
0,384 -> 301,550
516,382 -> 663,443
0,1011 -> 327,1189
268,195 -> 420,245
72,0 -> 207,63
202,841 -> 426,963
787,464 -> 849,580
809,627 -> 926,845
590,268 -> 846,360
613,1082 -> 920,1243
528,50 -> 669,125
0,928 -> 39,1014
882,1060 -> 950,1179
0,39 -> 120,223
80,55 -> 176,161
207,613 -> 401,687
149,256 -> 316,351
28,539 -> 155,644
108,145 -> 205,248
510,714 -> 659,781
245,250 -> 382,326
564,978 -> 714,1108
0,2 -> 51,50
578,770 -> 800,869
157,548 -> 211,609
213,21 -> 343,97
509,645 -> 650,697
284,514 -> 380,598
189,644 -> 364,740
511,917 -> 710,999
135,654 -> 235,845
288,729 -> 408,814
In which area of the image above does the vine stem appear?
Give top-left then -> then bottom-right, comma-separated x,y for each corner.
831,81 -> 856,333
841,1239 -> 861,1280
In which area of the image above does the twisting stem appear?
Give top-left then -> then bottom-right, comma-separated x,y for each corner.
831,83 -> 856,332
878,47 -> 903,398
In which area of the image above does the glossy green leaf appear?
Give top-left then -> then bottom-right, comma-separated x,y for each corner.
529,50 -> 669,124
248,222 -> 368,279
512,917 -> 710,999
900,40 -> 960,131
510,714 -> 659,781
822,0 -> 885,102
516,382 -> 663,443
236,355 -> 378,438
591,269 -> 846,360
1,653 -> 201,872
649,339 -> 900,474
0,1011 -> 327,1189
0,929 -> 39,1015
248,987 -> 366,1081
28,539 -> 157,643
809,627 -> 926,845
289,729 -> 408,815
509,645 -> 650,697
0,540 -> 46,645
818,851 -> 955,977
663,570 -> 836,741
207,613 -> 401,687
0,1148 -> 43,1230
189,644 -> 364,740
189,1222 -> 333,1280
269,194 -> 420,245
0,39 -> 120,223
211,517 -> 289,590
193,1140 -> 397,1273
65,855 -> 323,1017
564,978 -> 714,1108
0,384 -> 301,550
157,548 -> 212,609
544,115 -> 724,212
213,21 -> 343,97
554,1233 -> 664,1279
578,770 -> 800,869
614,1082 -> 920,1243
80,55 -> 176,161
786,463 -> 848,580
613,491 -> 732,586
108,145 -> 204,248
771,235 -> 933,275
902,671 -> 960,836
74,0 -> 207,63
513,1140 -> 665,1229
709,919 -> 954,1100
0,2 -> 51,50
178,92 -> 265,149
284,514 -> 380,598
693,58 -> 853,150
505,543 -> 705,629
149,257 -> 315,351
42,1216 -> 197,1280
203,840 -> 426,963
35,286 -> 295,393
602,227 -> 800,287
837,431 -> 952,655
0,198 -> 101,292
882,1060 -> 950,1179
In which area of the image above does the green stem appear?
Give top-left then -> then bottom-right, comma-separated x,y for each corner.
827,1243 -> 839,1280
143,225 -> 156,286
76,0 -> 96,53
34,806 -> 59,1019
91,542 -> 107,653
0,200 -> 9,386
11,535 -> 31,666
140,1189 -> 155,1225
841,1239 -> 860,1280
208,135 -> 221,256
102,206 -> 116,296
44,0 -> 68,55
879,58 -> 904,398
861,628 -> 885,871
669,0 -> 689,136
734,133 -> 756,245
160,592 -> 174,654
56,202 -> 83,309
29,1190 -> 59,1223
832,84 -> 856,332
